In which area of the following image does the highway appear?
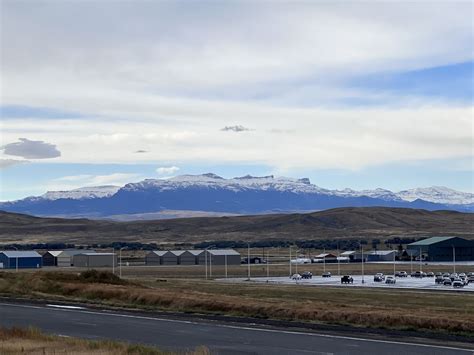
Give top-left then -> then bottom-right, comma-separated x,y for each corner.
0,301 -> 472,355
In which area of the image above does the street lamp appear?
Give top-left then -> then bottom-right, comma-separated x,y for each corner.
119,247 -> 127,278
360,243 -> 365,284
247,243 -> 251,281
12,246 -> 18,272
452,245 -> 456,274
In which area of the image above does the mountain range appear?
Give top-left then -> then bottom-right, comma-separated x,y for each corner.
1,173 -> 473,220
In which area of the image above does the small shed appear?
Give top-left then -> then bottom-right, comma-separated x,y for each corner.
44,249 -> 93,267
145,251 -> 167,265
73,253 -> 117,268
42,251 -> 63,266
0,251 -> 42,269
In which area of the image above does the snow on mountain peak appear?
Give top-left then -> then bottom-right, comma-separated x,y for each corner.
396,186 -> 474,205
41,185 -> 120,200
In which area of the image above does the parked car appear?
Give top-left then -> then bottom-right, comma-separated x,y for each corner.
322,272 -> 332,278
435,276 -> 444,284
452,279 -> 465,288
435,272 -> 443,277
467,275 -> 474,284
385,276 -> 396,284
459,273 -> 467,278
291,273 -> 302,280
301,271 -> 313,279
443,278 -> 453,286
411,271 -> 426,278
449,273 -> 459,281
341,275 -> 354,284
426,272 -> 435,277
395,271 -> 407,277
374,273 -> 385,282
442,273 -> 451,278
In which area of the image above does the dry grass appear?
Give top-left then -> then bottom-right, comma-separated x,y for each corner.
0,327 -> 210,355
0,271 -> 473,336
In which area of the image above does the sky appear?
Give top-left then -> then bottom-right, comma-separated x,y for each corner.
0,1 -> 473,201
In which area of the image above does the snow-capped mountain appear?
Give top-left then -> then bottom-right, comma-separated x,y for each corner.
0,173 -> 472,218
40,186 -> 121,201
396,186 -> 474,205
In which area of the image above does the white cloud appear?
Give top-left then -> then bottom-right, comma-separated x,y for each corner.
0,1 -> 472,173
156,166 -> 180,176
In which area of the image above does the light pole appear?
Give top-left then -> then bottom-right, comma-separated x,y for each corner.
393,248 -> 396,277
247,243 -> 251,281
295,248 -> 298,276
361,243 -> 365,284
112,247 -> 115,274
12,246 -> 18,272
337,243 -> 340,277
289,246 -> 292,277
323,248 -> 326,273
419,247 -> 422,273
119,247 -> 127,278
225,253 -> 228,278
452,245 -> 456,274
266,249 -> 269,280
204,248 -> 208,280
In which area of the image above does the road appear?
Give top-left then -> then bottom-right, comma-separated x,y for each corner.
0,301 -> 472,355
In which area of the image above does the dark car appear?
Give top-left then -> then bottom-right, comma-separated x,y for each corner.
341,275 -> 354,284
301,271 -> 313,279
435,276 -> 444,284
374,273 -> 385,282
443,278 -> 453,286
322,272 -> 332,278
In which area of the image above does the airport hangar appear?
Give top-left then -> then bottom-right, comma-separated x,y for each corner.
0,251 -> 42,269
407,236 -> 474,262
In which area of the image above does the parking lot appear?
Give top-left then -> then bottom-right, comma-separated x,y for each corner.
221,274 -> 474,292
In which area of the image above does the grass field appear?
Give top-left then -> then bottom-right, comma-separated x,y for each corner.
0,270 -> 473,338
0,327 -> 209,354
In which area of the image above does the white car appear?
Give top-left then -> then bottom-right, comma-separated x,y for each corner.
291,273 -> 302,280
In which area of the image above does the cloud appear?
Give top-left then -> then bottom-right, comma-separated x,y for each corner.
0,159 -> 28,169
135,150 -> 148,153
1,138 -> 60,159
221,125 -> 252,132
156,166 -> 180,176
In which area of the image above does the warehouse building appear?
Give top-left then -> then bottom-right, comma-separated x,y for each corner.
73,252 -> 117,268
199,249 -> 241,265
145,251 -> 167,265
0,251 -> 42,269
407,237 -> 474,262
188,250 -> 204,264
313,253 -> 338,263
43,249 -> 94,267
367,250 -> 396,262
161,250 -> 179,265
176,250 -> 199,265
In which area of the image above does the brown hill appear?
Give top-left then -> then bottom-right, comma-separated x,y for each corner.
0,207 -> 473,245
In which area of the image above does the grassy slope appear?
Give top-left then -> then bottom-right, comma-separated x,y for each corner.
1,207 -> 473,244
0,327 -> 209,355
0,271 -> 473,337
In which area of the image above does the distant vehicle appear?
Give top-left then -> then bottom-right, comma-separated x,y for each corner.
435,272 -> 443,277
322,272 -> 332,278
385,276 -> 396,284
467,275 -> 474,284
374,273 -> 385,282
301,271 -> 313,279
341,275 -> 353,284
291,258 -> 312,265
442,273 -> 451,278
395,271 -> 408,277
449,273 -> 458,281
458,273 -> 467,279
443,278 -> 453,286
411,271 -> 426,278
435,276 -> 444,284
467,272 -> 474,277
426,272 -> 435,277
291,273 -> 302,280
452,279 -> 464,288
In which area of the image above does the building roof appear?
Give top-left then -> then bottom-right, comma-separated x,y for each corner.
77,253 -> 115,256
408,237 -> 456,246
62,249 -> 94,256
0,251 -> 42,258
46,251 -> 63,257
148,251 -> 168,256
315,253 -> 337,258
170,250 -> 186,256
340,251 -> 356,256
368,250 -> 396,255
207,249 -> 240,256
188,250 -> 204,256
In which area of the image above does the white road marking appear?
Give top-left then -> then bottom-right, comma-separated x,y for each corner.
47,304 -> 85,310
0,302 -> 472,353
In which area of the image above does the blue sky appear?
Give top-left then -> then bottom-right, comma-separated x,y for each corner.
0,1 -> 472,201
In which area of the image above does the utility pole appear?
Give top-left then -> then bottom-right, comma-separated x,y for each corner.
289,246 -> 292,277
361,243 -> 365,284
225,253 -> 228,278
205,249 -> 208,280
112,247 -> 115,274
247,243 -> 251,281
452,245 -> 456,274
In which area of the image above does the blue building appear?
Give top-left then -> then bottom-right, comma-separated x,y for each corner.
0,251 -> 43,269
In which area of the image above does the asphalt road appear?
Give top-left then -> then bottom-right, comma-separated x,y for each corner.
0,301 -> 472,355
